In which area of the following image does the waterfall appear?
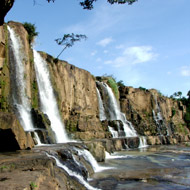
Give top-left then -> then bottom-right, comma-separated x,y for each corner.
138,136 -> 148,148
152,96 -> 171,136
47,153 -> 101,190
108,126 -> 119,138
96,88 -> 107,121
75,148 -> 109,172
97,82 -> 137,137
8,26 -> 34,131
33,50 -> 69,143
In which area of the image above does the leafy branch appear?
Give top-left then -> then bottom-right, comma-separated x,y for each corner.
55,33 -> 87,59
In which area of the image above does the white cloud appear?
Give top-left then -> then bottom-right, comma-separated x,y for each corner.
97,37 -> 113,47
181,66 -> 190,76
91,50 -> 97,56
104,45 -> 157,67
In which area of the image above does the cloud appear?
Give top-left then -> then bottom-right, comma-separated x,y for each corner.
104,45 -> 157,67
97,37 -> 113,47
180,66 -> 190,76
91,50 -> 97,56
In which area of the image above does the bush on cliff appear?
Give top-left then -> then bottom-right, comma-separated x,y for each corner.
23,22 -> 38,44
107,77 -> 119,100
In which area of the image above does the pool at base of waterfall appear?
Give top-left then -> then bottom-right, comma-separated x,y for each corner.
89,145 -> 190,190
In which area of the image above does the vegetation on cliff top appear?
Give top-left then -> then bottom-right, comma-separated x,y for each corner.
23,22 -> 38,44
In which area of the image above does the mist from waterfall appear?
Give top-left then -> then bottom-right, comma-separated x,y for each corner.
33,50 -> 69,143
8,26 -> 34,131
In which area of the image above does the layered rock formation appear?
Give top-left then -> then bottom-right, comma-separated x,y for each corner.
119,86 -> 189,144
40,53 -> 110,140
0,21 -> 190,149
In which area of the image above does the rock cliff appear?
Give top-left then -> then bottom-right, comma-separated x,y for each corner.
119,86 -> 189,144
0,21 -> 189,148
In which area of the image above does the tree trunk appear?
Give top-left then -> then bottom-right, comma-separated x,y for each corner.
0,0 -> 15,26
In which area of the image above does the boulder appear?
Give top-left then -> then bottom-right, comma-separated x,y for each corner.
0,112 -> 34,151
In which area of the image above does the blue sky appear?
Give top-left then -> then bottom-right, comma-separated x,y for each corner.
5,0 -> 190,97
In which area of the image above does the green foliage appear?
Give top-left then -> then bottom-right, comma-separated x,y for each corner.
117,80 -> 125,88
31,81 -> 38,108
23,22 -> 38,44
30,182 -> 37,190
55,33 -> 87,58
184,112 -> 190,128
79,0 -> 137,9
171,108 -> 176,118
107,77 -> 119,100
139,86 -> 147,91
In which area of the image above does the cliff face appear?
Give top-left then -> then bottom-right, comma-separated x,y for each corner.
119,87 -> 188,139
40,53 -> 110,140
0,21 -> 189,146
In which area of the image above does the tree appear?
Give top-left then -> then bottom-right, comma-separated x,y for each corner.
55,33 -> 87,59
0,0 -> 137,25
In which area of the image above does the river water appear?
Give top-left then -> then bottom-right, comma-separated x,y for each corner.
90,145 -> 190,190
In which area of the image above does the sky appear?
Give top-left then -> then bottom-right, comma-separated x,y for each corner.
5,0 -> 190,97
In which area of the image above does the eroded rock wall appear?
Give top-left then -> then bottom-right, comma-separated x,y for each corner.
119,86 -> 189,139
40,53 -> 110,140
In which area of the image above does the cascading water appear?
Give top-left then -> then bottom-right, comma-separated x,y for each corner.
8,26 -> 34,131
74,148 -> 109,172
152,95 -> 171,136
96,88 -> 107,121
96,87 -> 119,138
138,136 -> 148,148
97,81 -> 137,137
33,50 -> 69,143
47,153 -> 101,190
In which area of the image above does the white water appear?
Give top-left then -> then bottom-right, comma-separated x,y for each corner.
138,136 -> 148,148
98,82 -> 137,137
152,96 -> 171,136
33,50 -> 69,143
8,26 -> 34,131
96,88 -> 107,121
75,148 -> 109,172
47,154 -> 101,190
108,126 -> 119,138
105,151 -> 132,159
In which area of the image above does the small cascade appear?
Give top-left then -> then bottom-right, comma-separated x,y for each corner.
75,148 -> 109,172
96,81 -> 137,137
8,26 -> 34,131
138,136 -> 148,148
108,126 -> 119,138
33,50 -> 69,143
152,96 -> 171,136
47,153 -> 101,190
96,88 -> 107,121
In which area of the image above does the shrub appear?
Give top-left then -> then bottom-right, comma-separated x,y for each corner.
23,22 -> 38,44
107,77 -> 119,100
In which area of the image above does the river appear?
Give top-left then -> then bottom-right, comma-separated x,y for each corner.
90,145 -> 190,190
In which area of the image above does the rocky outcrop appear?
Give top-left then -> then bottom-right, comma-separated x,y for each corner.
40,52 -> 110,140
0,112 -> 34,151
119,87 -> 189,138
0,147 -> 87,190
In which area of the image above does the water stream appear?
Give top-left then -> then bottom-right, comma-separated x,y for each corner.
8,26 -> 34,131
97,82 -> 137,137
33,50 -> 69,143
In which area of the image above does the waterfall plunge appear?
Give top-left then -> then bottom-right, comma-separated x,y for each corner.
97,82 -> 137,137
8,26 -> 34,131
47,153 -> 101,190
33,50 -> 69,143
